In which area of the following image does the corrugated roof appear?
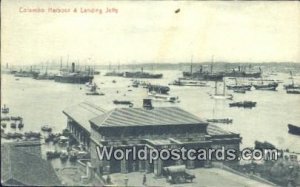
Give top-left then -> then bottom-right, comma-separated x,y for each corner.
1,143 -> 61,186
90,107 -> 207,127
207,124 -> 233,136
63,102 -> 107,132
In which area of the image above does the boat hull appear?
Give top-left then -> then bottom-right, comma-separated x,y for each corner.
54,75 -> 93,84
212,94 -> 233,100
288,124 -> 300,135
226,85 -> 252,91
253,83 -> 278,91
124,72 -> 163,79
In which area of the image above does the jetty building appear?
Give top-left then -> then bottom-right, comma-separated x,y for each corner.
63,101 -> 241,177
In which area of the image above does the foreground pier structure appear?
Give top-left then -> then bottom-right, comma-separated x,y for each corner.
63,102 -> 241,177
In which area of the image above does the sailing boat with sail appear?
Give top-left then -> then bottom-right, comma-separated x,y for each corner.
252,68 -> 278,91
226,78 -> 252,91
284,71 -> 300,89
212,81 -> 233,100
284,71 -> 300,94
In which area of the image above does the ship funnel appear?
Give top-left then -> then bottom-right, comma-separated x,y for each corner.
143,99 -> 153,110
72,63 -> 75,72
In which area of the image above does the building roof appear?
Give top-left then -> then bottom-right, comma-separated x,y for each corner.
90,107 -> 207,127
63,102 -> 107,132
207,124 -> 234,136
1,143 -> 61,186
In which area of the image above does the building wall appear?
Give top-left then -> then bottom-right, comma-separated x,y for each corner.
91,125 -> 207,147
67,118 -> 90,148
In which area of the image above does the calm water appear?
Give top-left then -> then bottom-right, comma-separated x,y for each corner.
1,71 -> 300,152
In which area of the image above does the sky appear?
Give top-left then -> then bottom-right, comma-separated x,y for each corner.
1,0 -> 300,65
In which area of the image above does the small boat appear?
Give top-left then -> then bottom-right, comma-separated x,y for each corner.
170,79 -> 208,87
226,84 -> 252,91
132,81 -> 139,88
1,123 -> 7,128
85,81 -> 94,88
60,150 -> 69,161
229,101 -> 256,108
58,136 -> 69,144
253,82 -> 278,91
6,132 -> 23,139
148,92 -> 179,103
46,150 -> 61,160
283,71 -> 300,90
148,85 -> 170,94
113,100 -> 133,107
255,141 -> 276,149
288,124 -> 300,135
69,151 -> 78,162
286,88 -> 300,94
86,83 -> 104,96
45,136 -> 53,143
10,116 -> 23,121
86,92 -> 104,96
233,89 -> 246,94
10,123 -> 16,128
24,131 -> 41,139
1,116 -> 10,121
1,105 -> 9,114
41,125 -> 52,132
207,118 -> 233,124
18,122 -> 24,129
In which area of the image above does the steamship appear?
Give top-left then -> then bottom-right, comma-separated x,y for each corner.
183,64 -> 223,81
54,63 -> 93,84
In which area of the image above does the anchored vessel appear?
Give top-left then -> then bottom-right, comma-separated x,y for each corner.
113,100 -> 133,107
223,66 -> 261,78
229,101 -> 256,108
253,81 -> 278,91
170,78 -> 208,87
207,118 -> 233,124
105,71 -> 123,77
147,92 -> 179,103
288,124 -> 300,135
183,64 -> 223,81
286,89 -> 300,94
54,63 -> 93,84
124,70 -> 163,79
283,71 -> 300,90
148,85 -> 170,94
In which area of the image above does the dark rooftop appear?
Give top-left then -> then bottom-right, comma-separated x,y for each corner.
90,107 -> 207,127
1,143 -> 61,186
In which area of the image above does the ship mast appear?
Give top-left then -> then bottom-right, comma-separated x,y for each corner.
214,81 -> 217,95
60,56 -> 62,71
223,80 -> 226,96
190,55 -> 193,75
290,71 -> 294,86
211,55 -> 214,74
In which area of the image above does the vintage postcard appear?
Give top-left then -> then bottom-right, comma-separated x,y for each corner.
1,0 -> 300,186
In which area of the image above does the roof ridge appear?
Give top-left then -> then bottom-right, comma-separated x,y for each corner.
98,109 -> 115,126
80,102 -> 107,114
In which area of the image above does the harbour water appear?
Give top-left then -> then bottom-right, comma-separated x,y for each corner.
1,70 -> 300,153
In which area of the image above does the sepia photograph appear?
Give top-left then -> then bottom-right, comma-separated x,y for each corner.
1,0 -> 300,186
